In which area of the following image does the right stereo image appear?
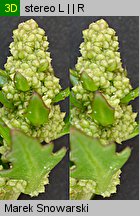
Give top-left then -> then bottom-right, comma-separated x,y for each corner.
70,17 -> 139,200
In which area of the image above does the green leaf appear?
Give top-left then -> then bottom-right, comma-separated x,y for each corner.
14,72 -> 30,92
60,116 -> 70,136
0,91 -> 14,109
25,92 -> 49,126
0,118 -> 11,145
0,69 -> 8,87
53,87 -> 70,103
38,62 -> 49,72
91,91 -> 115,126
70,69 -> 79,77
70,129 -> 131,195
70,75 -> 79,86
0,136 -> 3,144
0,130 -> 66,196
121,87 -> 139,104
80,72 -> 98,92
70,92 -> 84,110
124,123 -> 139,141
56,116 -> 70,138
70,69 -> 79,86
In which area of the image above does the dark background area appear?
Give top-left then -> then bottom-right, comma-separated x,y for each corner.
0,16 -> 139,200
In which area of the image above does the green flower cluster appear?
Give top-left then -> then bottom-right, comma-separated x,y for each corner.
0,19 -> 65,144
70,19 -> 138,200
75,19 -> 131,96
0,152 -> 50,198
0,166 -> 27,200
70,177 -> 96,200
70,170 -> 121,199
71,104 -> 137,145
71,19 -> 137,145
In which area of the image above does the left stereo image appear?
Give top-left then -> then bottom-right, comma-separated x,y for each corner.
0,17 -> 69,200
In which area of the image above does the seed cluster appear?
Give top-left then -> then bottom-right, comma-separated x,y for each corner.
70,169 -> 121,199
71,104 -> 137,145
75,19 -> 131,98
70,177 -> 96,200
71,19 -> 137,145
0,19 -> 65,144
0,165 -> 27,199
70,19 -> 138,199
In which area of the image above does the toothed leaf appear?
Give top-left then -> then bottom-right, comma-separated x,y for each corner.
0,130 -> 66,196
70,129 -> 131,195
